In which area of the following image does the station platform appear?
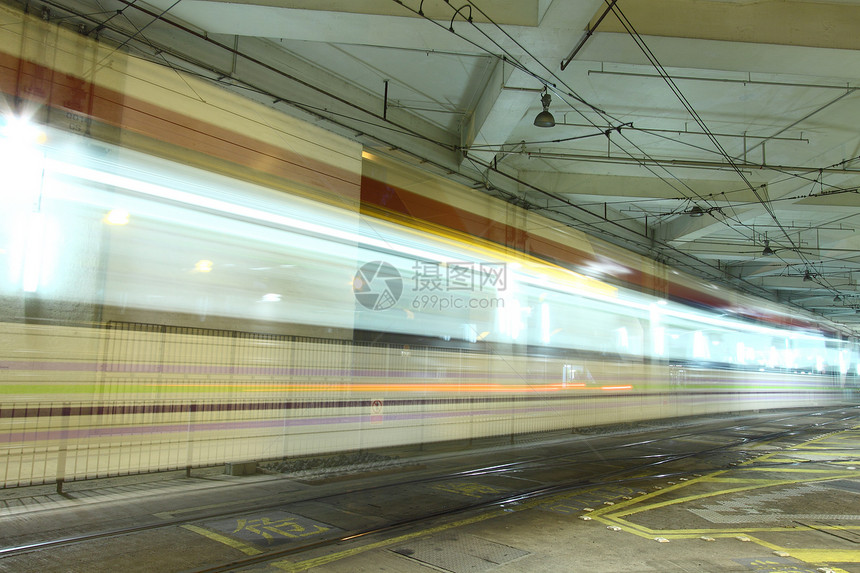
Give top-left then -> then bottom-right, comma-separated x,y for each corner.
1,409 -> 858,573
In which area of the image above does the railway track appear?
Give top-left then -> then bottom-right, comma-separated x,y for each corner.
0,407 -> 857,572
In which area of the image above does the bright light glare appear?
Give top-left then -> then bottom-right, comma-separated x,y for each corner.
541,302 -> 550,344
463,323 -> 477,343
105,209 -> 130,225
0,114 -> 46,145
767,346 -> 779,369
2,120 -> 45,207
616,327 -> 629,349
45,160 -> 452,264
194,260 -> 214,273
498,299 -> 522,340
783,346 -> 797,370
22,212 -> 45,293
509,299 -> 522,340
693,331 -> 710,359
653,326 -> 665,356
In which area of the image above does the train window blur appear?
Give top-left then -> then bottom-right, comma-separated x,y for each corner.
2,117 -> 857,489
3,123 -> 856,373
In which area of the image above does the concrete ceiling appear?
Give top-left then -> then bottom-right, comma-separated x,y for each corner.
14,0 -> 860,333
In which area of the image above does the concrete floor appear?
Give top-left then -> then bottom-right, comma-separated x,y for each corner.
251,420 -> 860,572
1,412 -> 858,573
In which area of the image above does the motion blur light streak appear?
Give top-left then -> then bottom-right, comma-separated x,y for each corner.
0,113 -> 46,146
105,209 -> 130,225
43,156 -> 460,267
541,302 -> 551,344
0,10 -> 856,488
22,212 -> 45,293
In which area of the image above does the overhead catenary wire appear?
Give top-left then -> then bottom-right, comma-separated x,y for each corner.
26,0 -> 855,325
448,0 -> 857,310
499,6 -> 779,247
395,0 -> 855,309
605,3 -> 803,253
67,0 -> 684,263
425,0 -> 773,243
462,2 -> 714,205
32,0 -> 856,262
392,0 -> 708,205
600,1 -> 855,304
393,1 -> 735,246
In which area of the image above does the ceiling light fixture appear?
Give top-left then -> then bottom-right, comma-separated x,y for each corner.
534,88 -> 555,128
803,270 -> 813,282
761,240 -> 774,256
687,205 -> 705,217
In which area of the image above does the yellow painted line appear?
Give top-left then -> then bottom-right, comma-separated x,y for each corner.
181,524 -> 263,556
791,549 -> 860,563
793,434 -> 849,444
272,510 -> 506,572
738,468 -> 857,473
584,426 -> 860,568
270,423 -> 860,571
740,537 -> 855,573
589,472 -> 859,536
799,445 -> 857,450
600,514 -> 860,537
700,476 -> 782,481
595,482 -> 784,519
609,474 -> 860,519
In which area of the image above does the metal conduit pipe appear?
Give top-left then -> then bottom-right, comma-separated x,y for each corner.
520,151 -> 860,175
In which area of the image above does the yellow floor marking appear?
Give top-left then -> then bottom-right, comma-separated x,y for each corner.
597,515 -> 860,538
272,510 -> 506,572
586,426 -> 860,570
738,534 -> 860,573
790,549 -> 860,563
266,424 -> 860,571
182,524 -> 263,555
736,468 -> 855,473
605,472 -> 859,521
594,478 -> 819,521
798,445 -> 856,450
702,476 -> 788,482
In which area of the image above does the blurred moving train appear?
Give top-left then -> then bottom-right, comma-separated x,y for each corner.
0,4 -> 857,487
